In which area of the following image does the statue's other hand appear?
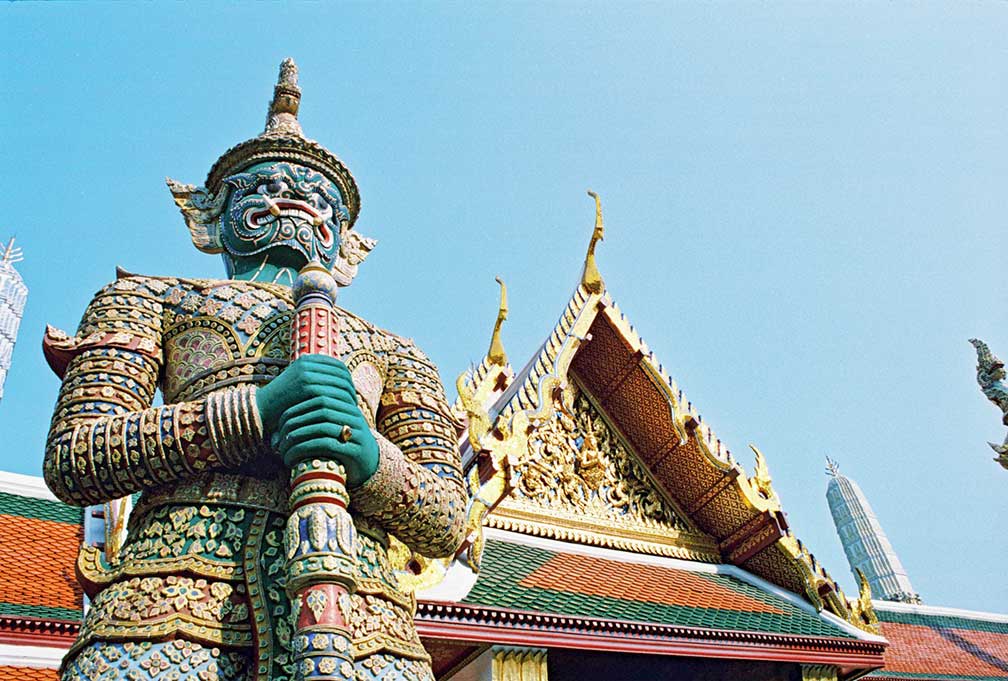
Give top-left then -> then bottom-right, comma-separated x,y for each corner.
271,392 -> 380,488
255,355 -> 356,433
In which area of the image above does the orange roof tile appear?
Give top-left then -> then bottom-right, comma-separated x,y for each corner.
521,551 -> 785,614
0,514 -> 82,614
867,605 -> 1008,680
878,622 -> 1008,678
0,667 -> 58,681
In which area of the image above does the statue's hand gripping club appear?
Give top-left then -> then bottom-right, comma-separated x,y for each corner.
258,262 -> 377,681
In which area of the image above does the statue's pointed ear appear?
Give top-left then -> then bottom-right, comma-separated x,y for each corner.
166,178 -> 226,254
331,223 -> 377,287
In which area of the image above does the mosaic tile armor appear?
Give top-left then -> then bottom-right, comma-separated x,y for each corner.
44,274 -> 467,680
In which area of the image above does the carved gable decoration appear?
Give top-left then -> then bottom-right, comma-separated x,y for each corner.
487,381 -> 721,562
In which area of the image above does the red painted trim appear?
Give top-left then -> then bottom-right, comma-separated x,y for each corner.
415,603 -> 885,666
291,495 -> 347,511
416,603 -> 885,651
292,471 -> 347,486
416,618 -> 884,667
0,616 -> 78,646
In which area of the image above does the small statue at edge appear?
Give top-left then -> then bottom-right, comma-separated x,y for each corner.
969,338 -> 1008,471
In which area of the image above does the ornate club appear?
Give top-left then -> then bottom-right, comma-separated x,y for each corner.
285,261 -> 358,681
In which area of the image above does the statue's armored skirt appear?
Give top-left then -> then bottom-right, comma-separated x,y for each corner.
44,275 -> 468,681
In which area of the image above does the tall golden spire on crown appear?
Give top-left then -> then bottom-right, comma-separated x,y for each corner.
202,58 -> 361,223
265,58 -> 303,136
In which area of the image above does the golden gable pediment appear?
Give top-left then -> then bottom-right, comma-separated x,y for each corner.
488,380 -> 721,563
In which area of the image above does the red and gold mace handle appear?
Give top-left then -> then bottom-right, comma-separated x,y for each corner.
285,262 -> 358,681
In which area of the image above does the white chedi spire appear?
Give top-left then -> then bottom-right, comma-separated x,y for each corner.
0,238 -> 27,403
825,457 -> 921,604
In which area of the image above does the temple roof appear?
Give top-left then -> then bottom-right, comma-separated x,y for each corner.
0,472 -> 83,645
867,601 -> 1008,681
416,530 -> 885,672
408,195 -> 890,677
448,221 -> 877,632
465,535 -> 858,639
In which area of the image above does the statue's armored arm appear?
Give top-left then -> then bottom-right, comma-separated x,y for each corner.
351,340 -> 467,558
43,281 -> 266,506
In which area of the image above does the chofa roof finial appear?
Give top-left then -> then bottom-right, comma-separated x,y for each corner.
265,58 -> 303,136
582,190 -> 605,294
487,277 -> 509,366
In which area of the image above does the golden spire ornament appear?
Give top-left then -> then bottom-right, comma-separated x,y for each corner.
582,190 -> 605,294
487,276 -> 509,366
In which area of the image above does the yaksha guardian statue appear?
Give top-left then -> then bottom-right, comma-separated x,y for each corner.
43,60 -> 467,681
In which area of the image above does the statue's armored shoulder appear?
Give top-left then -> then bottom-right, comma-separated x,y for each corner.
43,270 -> 209,378
377,328 -> 454,416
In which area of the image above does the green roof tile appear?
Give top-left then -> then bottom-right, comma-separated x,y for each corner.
0,601 -> 81,621
0,491 -> 82,525
876,608 -> 1008,635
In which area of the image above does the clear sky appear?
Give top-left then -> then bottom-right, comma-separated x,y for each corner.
2,3 -> 1005,612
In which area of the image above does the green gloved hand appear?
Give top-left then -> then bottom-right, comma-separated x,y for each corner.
256,355 -> 379,487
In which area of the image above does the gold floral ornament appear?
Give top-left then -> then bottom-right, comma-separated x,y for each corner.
166,58 -> 376,287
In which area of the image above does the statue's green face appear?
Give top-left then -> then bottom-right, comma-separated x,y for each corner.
219,161 -> 348,274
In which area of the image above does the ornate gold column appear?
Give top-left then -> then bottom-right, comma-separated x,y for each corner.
801,664 -> 839,681
490,647 -> 548,681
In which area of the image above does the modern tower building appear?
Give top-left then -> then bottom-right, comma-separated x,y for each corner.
826,457 -> 921,603
0,238 -> 26,403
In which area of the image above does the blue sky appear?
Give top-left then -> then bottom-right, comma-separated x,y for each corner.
2,3 -> 1005,612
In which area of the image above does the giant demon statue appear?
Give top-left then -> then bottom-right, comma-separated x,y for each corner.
43,59 -> 467,681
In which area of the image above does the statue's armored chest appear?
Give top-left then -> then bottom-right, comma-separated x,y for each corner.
161,283 -> 294,403
159,281 -> 390,419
